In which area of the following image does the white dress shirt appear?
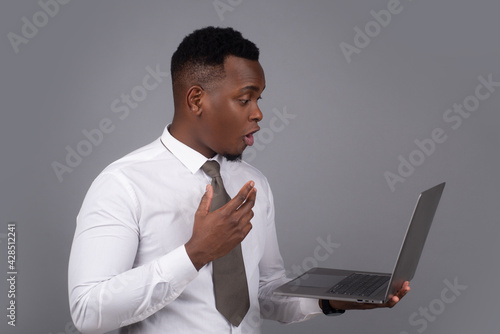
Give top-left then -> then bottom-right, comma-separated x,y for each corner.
68,125 -> 321,334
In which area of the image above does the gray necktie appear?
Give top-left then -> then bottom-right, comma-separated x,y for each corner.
201,160 -> 250,327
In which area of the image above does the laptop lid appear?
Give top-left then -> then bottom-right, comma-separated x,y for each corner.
383,182 -> 445,299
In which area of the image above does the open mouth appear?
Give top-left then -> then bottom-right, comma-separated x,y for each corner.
244,128 -> 259,146
244,133 -> 255,146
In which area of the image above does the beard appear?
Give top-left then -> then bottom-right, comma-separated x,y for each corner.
223,153 -> 242,162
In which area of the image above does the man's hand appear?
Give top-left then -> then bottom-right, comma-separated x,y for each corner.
186,181 -> 256,270
321,281 -> 411,311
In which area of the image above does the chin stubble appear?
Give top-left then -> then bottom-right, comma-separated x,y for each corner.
223,153 -> 242,162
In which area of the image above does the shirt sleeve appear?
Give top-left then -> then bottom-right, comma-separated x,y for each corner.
257,182 -> 323,323
68,171 -> 199,334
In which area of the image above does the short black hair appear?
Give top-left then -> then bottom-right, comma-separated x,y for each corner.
171,26 -> 259,90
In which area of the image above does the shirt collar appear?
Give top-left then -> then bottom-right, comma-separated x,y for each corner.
160,125 -> 222,174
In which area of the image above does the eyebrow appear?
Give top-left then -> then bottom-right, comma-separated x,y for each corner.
238,85 -> 266,93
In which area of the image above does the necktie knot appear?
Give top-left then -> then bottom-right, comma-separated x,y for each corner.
201,160 -> 221,179
201,160 -> 230,212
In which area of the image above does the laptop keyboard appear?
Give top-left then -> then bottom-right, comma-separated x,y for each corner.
328,273 -> 390,297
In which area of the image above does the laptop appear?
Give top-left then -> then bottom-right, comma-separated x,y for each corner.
273,182 -> 445,304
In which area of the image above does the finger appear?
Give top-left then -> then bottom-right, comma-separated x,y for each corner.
225,181 -> 255,211
399,284 -> 410,298
395,281 -> 410,297
237,204 -> 255,227
237,187 -> 257,212
241,221 -> 253,237
389,295 -> 400,307
196,184 -> 213,215
244,184 -> 257,201
230,188 -> 256,225
246,186 -> 257,204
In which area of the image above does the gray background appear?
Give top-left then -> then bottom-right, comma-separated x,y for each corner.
1,0 -> 498,333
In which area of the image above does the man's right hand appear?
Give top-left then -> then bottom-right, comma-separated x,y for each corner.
185,180 -> 256,271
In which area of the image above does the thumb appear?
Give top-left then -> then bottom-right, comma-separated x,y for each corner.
197,184 -> 213,215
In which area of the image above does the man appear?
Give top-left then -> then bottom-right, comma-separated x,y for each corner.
68,26 -> 409,334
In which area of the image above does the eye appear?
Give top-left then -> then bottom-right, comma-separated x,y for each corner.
239,99 -> 250,105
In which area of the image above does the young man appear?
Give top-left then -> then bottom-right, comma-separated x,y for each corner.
68,26 -> 409,334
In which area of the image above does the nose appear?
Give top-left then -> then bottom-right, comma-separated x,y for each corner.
250,103 -> 263,123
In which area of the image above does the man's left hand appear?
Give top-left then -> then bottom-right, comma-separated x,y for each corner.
322,281 -> 411,310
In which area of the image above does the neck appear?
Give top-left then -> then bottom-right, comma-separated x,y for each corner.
169,118 -> 216,159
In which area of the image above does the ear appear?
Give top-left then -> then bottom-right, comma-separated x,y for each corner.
186,85 -> 204,116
